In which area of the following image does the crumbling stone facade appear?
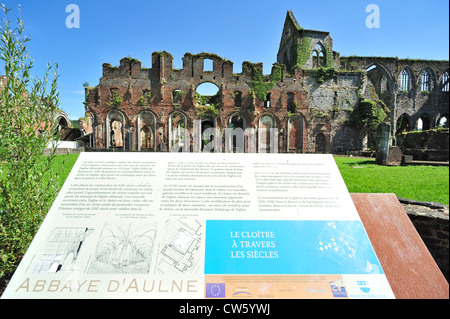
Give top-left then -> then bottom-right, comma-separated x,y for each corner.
83,11 -> 449,154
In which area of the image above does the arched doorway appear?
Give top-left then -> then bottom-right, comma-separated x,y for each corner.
200,117 -> 216,152
107,110 -> 125,149
287,115 -> 304,153
315,133 -> 326,153
228,113 -> 246,153
169,112 -> 187,152
138,111 -> 155,151
258,114 -> 276,153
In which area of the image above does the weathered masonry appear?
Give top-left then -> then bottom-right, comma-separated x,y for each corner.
82,11 -> 449,153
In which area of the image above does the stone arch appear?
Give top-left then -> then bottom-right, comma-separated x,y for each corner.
227,112 -> 246,153
198,115 -> 217,152
437,114 -> 449,128
195,82 -> 220,107
287,114 -> 305,153
106,110 -> 125,149
396,113 -> 411,134
54,113 -> 70,135
315,132 -> 327,153
363,63 -> 394,97
137,110 -> 156,151
314,42 -> 326,67
416,113 -> 431,131
168,111 -> 187,152
258,114 -> 276,153
84,112 -> 95,147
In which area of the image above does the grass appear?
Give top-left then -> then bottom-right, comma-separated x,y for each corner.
334,156 -> 449,205
49,153 -> 449,206
51,153 -> 80,188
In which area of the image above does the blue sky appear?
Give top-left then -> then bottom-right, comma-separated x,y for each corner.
1,0 -> 448,120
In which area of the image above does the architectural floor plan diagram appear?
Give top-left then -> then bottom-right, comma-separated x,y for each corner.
155,219 -> 202,275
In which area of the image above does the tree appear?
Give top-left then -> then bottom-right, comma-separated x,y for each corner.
0,5 -> 65,279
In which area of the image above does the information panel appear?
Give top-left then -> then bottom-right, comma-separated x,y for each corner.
2,152 -> 394,299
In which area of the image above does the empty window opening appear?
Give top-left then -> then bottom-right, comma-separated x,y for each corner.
203,58 -> 213,72
380,74 -> 388,94
421,70 -> 431,92
55,116 -> 69,135
264,93 -> 271,108
312,42 -> 325,67
312,51 -> 319,68
139,112 -> 155,151
201,117 -> 215,152
318,51 -> 325,67
234,91 -> 242,108
441,71 -> 449,92
438,116 -> 449,128
196,82 -> 220,107
107,111 -> 124,148
400,69 -> 410,91
110,119 -> 123,147
416,115 -> 430,131
229,114 -> 245,153
396,114 -> 410,134
287,92 -> 295,113
173,89 -> 182,105
169,112 -> 186,152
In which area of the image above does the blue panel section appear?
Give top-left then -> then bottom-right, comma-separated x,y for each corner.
204,220 -> 383,275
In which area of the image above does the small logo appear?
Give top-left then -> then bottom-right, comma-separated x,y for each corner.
206,283 -> 226,298
329,281 -> 347,298
357,281 -> 371,293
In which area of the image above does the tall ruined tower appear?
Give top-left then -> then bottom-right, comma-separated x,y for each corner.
277,10 -> 339,71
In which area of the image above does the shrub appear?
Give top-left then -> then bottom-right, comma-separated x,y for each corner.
0,5 -> 65,278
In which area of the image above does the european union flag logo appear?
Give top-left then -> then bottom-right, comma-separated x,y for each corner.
206,283 -> 226,298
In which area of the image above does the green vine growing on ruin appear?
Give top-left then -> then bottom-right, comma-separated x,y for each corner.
291,36 -> 312,70
348,99 -> 390,133
246,63 -> 283,101
108,91 -> 123,107
313,67 -> 337,84
322,42 -> 334,68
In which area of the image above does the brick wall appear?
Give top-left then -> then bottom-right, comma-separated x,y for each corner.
403,205 -> 449,282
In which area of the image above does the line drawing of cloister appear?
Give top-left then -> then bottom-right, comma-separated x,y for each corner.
88,222 -> 157,275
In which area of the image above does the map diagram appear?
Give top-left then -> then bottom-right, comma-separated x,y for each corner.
155,219 -> 202,275
315,222 -> 358,269
88,222 -> 157,274
31,227 -> 94,273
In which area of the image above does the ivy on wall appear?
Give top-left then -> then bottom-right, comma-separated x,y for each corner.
348,99 -> 390,133
289,36 -> 312,71
244,63 -> 283,101
313,67 -> 337,84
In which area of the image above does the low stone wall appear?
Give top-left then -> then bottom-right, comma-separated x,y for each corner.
396,129 -> 449,161
400,199 -> 449,282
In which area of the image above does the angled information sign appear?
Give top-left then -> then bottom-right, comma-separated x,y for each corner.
2,153 -> 394,299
